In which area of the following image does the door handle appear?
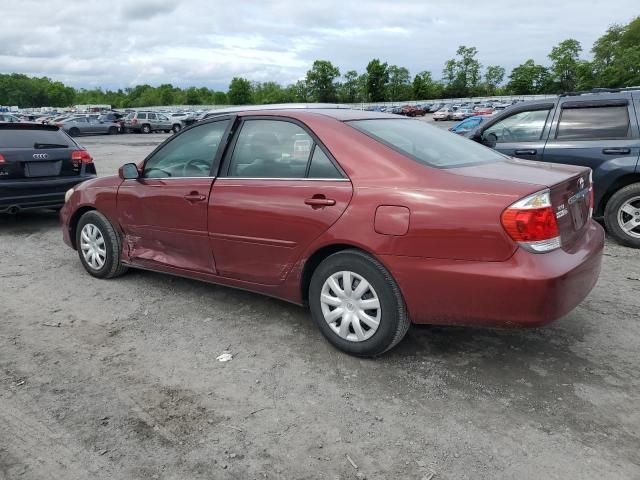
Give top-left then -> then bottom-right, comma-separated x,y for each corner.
305,196 -> 336,207
184,192 -> 206,202
514,149 -> 537,155
602,148 -> 631,155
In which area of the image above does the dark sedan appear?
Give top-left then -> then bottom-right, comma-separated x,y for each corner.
0,123 -> 96,213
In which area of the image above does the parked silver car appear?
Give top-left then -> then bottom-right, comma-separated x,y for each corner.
124,111 -> 182,134
58,116 -> 120,137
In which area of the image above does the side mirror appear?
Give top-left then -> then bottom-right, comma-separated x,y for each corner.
119,163 -> 140,180
482,132 -> 498,148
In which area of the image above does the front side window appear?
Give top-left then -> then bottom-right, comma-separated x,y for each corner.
556,106 -> 630,140
483,109 -> 550,143
350,118 -> 505,168
143,120 -> 230,178
226,120 -> 313,178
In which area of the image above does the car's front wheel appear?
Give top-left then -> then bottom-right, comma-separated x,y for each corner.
604,183 -> 640,248
76,211 -> 128,279
309,249 -> 409,356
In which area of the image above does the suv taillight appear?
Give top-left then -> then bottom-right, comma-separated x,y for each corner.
71,150 -> 93,164
132,118 -> 138,124
501,189 -> 561,253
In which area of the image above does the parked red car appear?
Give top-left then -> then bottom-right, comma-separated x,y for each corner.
60,109 -> 604,356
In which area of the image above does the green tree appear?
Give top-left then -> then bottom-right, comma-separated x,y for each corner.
366,59 -> 389,102
483,65 -> 505,95
592,17 -> 640,87
442,46 -> 482,97
506,59 -> 550,94
227,77 -> 253,105
339,70 -> 359,103
386,65 -> 411,101
548,39 -> 582,92
305,60 -> 340,102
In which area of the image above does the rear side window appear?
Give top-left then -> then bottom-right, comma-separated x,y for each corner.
556,106 -> 630,140
137,113 -> 147,120
350,118 -> 505,168
0,129 -> 71,148
308,147 -> 342,179
226,120 -> 313,178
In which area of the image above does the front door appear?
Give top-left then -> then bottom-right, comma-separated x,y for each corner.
209,118 -> 353,285
117,118 -> 232,273
480,106 -> 553,162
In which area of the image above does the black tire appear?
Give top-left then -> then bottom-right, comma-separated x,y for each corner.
308,249 -> 409,357
604,182 -> 640,248
108,126 -> 118,135
141,124 -> 151,134
172,124 -> 182,134
68,127 -> 80,137
75,210 -> 128,279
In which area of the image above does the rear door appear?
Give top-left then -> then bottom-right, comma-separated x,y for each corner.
117,118 -> 233,273
542,94 -> 640,213
480,104 -> 554,162
209,117 -> 353,285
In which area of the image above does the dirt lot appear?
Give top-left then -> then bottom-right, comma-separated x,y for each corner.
1,124 -> 640,480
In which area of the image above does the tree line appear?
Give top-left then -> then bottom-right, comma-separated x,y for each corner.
0,16 -> 637,109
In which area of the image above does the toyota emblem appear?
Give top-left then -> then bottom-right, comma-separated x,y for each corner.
32,153 -> 49,159
578,177 -> 584,190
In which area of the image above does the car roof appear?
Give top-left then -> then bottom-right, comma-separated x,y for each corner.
226,108 -> 401,121
204,103 -> 351,117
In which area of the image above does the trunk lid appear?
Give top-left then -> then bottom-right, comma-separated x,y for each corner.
452,157 -> 591,249
0,127 -> 82,180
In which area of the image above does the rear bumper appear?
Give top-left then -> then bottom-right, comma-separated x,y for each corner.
382,220 -> 605,327
0,175 -> 96,212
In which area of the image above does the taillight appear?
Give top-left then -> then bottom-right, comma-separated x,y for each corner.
71,150 -> 93,164
501,189 -> 561,253
0,153 -> 5,164
132,118 -> 138,124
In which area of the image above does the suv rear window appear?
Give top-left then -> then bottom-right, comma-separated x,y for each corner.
0,129 -> 71,148
349,118 -> 505,168
557,106 -> 630,140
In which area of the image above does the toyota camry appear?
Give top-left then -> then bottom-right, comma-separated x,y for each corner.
60,109 -> 604,356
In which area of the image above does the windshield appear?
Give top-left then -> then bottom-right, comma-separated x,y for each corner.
348,118 -> 505,168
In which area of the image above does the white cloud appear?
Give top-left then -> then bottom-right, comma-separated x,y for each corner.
0,0 -> 636,90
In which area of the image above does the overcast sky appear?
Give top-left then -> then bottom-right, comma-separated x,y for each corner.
1,0 -> 636,91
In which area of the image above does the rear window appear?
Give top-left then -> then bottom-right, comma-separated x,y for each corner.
349,118 -> 505,168
0,129 -> 71,148
556,106 -> 630,140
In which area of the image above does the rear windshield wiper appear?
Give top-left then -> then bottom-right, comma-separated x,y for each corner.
34,142 -> 68,149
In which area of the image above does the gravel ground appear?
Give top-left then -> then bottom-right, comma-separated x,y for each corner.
1,121 -> 639,480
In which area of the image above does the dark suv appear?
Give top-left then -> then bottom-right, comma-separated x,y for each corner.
471,88 -> 640,247
0,123 -> 96,213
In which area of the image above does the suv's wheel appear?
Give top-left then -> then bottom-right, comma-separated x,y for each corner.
141,124 -> 151,134
309,249 -> 410,357
76,211 -> 128,279
604,183 -> 640,248
68,127 -> 80,137
172,124 -> 182,134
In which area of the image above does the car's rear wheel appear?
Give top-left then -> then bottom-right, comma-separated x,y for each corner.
68,127 -> 80,137
108,126 -> 118,135
141,124 -> 151,134
76,211 -> 128,279
172,124 -> 182,134
604,183 -> 640,248
309,249 -> 409,357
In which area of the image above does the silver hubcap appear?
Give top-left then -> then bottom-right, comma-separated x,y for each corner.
80,223 -> 106,270
618,195 -> 640,239
320,271 -> 381,342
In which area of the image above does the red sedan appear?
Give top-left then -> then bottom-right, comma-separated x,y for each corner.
60,109 -> 604,356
